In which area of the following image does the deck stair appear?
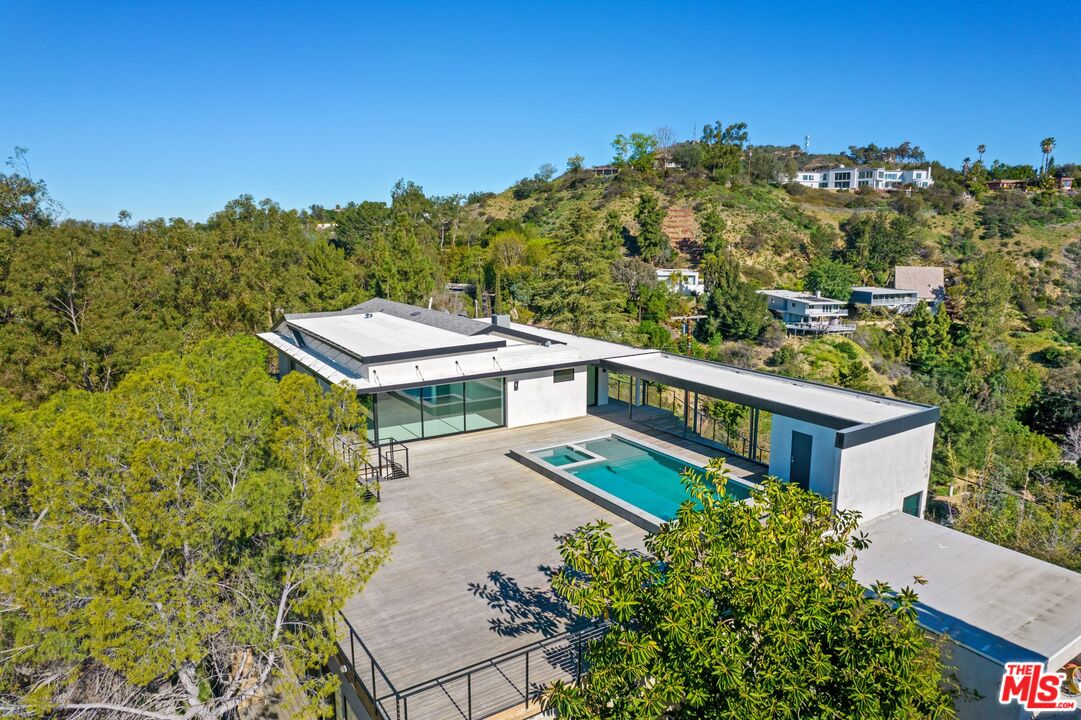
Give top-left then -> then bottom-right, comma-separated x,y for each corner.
332,435 -> 410,500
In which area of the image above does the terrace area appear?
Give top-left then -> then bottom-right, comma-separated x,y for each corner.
337,403 -> 766,719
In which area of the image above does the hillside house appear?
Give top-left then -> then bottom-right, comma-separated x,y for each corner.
759,289 -> 855,334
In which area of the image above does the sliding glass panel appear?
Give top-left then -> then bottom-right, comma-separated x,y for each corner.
376,389 -> 423,442
465,378 -> 503,431
421,383 -> 465,438
586,366 -> 597,406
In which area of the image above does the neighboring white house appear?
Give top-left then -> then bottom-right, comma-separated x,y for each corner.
781,165 -> 934,190
656,268 -> 704,296
759,289 -> 854,334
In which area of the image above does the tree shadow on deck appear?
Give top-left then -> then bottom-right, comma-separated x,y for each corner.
467,565 -> 593,639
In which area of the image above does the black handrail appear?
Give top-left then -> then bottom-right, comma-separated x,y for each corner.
337,608 -> 606,720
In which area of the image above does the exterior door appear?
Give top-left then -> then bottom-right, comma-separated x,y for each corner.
790,431 -> 812,491
586,366 -> 598,407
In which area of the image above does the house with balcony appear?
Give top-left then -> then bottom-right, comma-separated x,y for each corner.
257,298 -> 1081,720
759,289 -> 855,334
849,286 -> 920,312
781,165 -> 934,190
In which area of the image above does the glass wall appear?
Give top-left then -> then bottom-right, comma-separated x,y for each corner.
371,378 -> 504,443
464,378 -> 503,431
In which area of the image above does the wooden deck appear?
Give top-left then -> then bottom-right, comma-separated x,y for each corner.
340,404 -> 766,718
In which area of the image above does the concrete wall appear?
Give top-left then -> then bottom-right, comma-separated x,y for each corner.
768,415 -> 841,500
944,643 -> 1029,720
505,366 -> 587,428
835,423 -> 934,521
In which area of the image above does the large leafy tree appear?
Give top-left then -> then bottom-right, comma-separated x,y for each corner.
534,207 -> 629,339
544,465 -> 957,719
839,212 -> 920,276
804,258 -> 858,302
634,193 -> 669,265
0,147 -> 60,235
697,207 -> 726,257
0,337 -> 393,719
696,253 -> 771,342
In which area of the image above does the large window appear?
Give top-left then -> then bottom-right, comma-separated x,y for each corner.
371,379 -> 504,443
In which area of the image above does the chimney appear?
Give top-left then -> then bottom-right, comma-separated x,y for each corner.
492,314 -> 511,328
815,290 -> 822,298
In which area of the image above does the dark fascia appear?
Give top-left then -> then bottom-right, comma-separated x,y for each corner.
601,352 -> 938,428
283,320 -> 507,365
834,406 -> 941,449
474,324 -> 567,345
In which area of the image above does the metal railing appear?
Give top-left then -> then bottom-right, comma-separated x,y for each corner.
608,375 -> 771,465
333,437 -> 410,501
337,610 -> 604,720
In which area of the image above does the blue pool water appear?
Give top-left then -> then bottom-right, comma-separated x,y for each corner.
539,435 -> 752,521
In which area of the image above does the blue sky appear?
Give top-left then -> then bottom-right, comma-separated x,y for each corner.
3,1 -> 1079,222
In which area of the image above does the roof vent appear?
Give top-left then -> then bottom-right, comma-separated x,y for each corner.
492,314 -> 511,328
363,313 -> 373,319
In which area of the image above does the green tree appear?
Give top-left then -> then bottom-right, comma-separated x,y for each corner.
696,254 -> 771,342
544,465 -> 957,719
0,147 -> 59,235
953,253 -> 1014,346
839,212 -> 920,275
0,336 -> 393,719
534,207 -> 629,338
567,154 -> 585,171
696,207 -> 726,257
611,133 -> 658,173
634,193 -> 669,264
1039,137 -> 1056,175
909,301 -> 952,367
804,259 -> 858,301
361,227 -> 438,305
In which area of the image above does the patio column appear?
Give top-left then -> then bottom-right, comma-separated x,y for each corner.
682,388 -> 689,439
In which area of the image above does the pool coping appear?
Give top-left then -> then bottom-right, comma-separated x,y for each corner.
509,431 -> 758,534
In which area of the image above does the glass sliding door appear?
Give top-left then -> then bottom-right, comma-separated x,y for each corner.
375,388 -> 424,442
372,379 -> 504,442
421,383 -> 465,437
464,378 -> 503,431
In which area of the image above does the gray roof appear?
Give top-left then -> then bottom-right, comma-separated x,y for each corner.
893,266 -> 945,300
347,298 -> 491,336
854,511 -> 1081,668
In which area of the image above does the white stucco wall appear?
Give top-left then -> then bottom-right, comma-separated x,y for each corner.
505,366 -> 587,428
835,423 -> 934,521
768,415 -> 841,501
944,644 -> 1029,720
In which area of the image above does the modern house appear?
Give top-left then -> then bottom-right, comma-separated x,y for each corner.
781,165 -> 934,190
849,286 -> 920,312
655,268 -> 704,296
759,289 -> 855,334
257,298 -> 1081,720
894,265 -> 946,303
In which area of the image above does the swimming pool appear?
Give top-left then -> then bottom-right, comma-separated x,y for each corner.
527,434 -> 754,523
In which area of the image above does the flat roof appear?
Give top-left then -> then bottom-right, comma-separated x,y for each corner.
288,313 -> 504,363
854,512 -> 1081,668
603,352 -> 923,427
851,286 -> 918,294
759,289 -> 847,304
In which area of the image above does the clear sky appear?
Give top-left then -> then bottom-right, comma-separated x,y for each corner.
3,1 -> 1079,222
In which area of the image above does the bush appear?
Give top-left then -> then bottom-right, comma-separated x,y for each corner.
767,345 -> 796,367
